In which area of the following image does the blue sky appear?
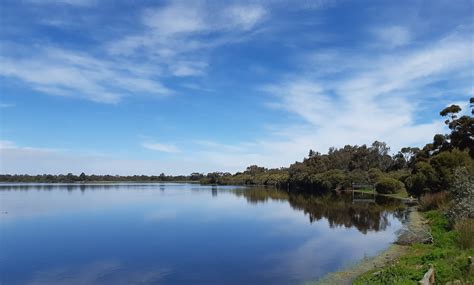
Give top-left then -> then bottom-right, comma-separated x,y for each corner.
0,0 -> 473,175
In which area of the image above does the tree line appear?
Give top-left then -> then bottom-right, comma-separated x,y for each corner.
1,98 -> 472,199
0,172 -> 204,183
200,98 -> 473,198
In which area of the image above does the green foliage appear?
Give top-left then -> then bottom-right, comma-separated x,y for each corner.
368,168 -> 383,183
440,104 -> 462,117
355,211 -> 474,284
405,149 -> 473,196
430,149 -> 473,190
419,192 -> 449,211
349,169 -> 370,184
455,218 -> 474,249
405,161 -> 437,196
3,99 -> 472,199
448,167 -> 474,222
0,173 -> 203,183
438,103 -> 474,157
375,177 -> 404,194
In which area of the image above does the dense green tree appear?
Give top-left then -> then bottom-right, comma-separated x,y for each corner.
375,177 -> 404,194
439,101 -> 474,157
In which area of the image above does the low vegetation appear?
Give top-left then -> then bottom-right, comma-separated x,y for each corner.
2,100 -> 472,202
0,172 -> 204,183
354,154 -> 474,284
354,211 -> 474,284
419,191 -> 449,212
375,177 -> 405,194
199,99 -> 473,201
455,218 -> 474,250
1,97 -> 472,283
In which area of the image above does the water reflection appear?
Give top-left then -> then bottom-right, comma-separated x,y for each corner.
0,183 -> 407,285
0,183 -> 187,191
234,188 -> 407,233
24,260 -> 174,285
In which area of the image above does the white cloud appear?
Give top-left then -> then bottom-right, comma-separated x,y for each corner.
259,33 -> 471,152
108,1 -> 267,72
226,5 -> 267,30
142,2 -> 266,35
0,141 -> 200,175
27,0 -> 95,7
1,2 -> 268,103
142,3 -> 208,35
0,48 -> 170,103
0,103 -> 15,108
142,141 -> 180,153
185,32 -> 472,171
373,26 -> 411,48
170,61 -> 208,77
0,140 -> 17,149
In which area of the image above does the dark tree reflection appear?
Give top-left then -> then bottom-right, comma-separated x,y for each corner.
234,187 -> 407,233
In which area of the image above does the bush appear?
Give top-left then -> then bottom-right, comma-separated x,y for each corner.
419,192 -> 449,211
455,218 -> 474,249
375,177 -> 404,194
368,168 -> 383,183
405,161 -> 438,196
448,167 -> 474,222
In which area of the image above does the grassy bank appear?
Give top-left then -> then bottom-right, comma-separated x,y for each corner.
351,188 -> 410,200
354,211 -> 474,284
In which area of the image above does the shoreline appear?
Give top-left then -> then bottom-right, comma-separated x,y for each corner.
313,206 -> 424,285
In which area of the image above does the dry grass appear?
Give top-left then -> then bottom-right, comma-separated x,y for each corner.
455,218 -> 474,249
419,192 -> 449,211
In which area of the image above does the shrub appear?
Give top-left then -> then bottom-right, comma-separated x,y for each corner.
368,168 -> 383,183
311,170 -> 350,191
405,161 -> 438,196
349,169 -> 369,184
375,177 -> 404,194
447,167 -> 474,222
405,150 -> 473,196
455,218 -> 474,249
419,192 -> 449,211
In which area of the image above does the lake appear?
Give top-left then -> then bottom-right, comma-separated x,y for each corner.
0,183 -> 407,284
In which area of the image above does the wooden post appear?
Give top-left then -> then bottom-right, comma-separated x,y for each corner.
469,256 -> 473,274
419,266 -> 435,285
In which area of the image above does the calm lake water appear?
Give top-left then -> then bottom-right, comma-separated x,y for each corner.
0,183 -> 407,285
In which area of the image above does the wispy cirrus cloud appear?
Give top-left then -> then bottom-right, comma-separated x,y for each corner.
108,1 -> 268,65
0,140 -> 17,149
0,103 -> 15,108
1,0 -> 472,175
140,2 -> 266,37
372,26 -> 411,48
187,30 -> 473,171
0,47 -> 170,103
141,141 -> 180,153
107,1 -> 268,75
0,139 -> 189,175
26,0 -> 96,7
1,1 -> 268,103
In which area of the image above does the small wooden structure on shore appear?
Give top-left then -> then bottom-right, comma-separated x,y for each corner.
419,266 -> 435,284
351,183 -> 375,192
351,183 -> 376,203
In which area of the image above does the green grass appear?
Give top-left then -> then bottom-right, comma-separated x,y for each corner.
383,189 -> 410,199
353,188 -> 376,194
354,211 -> 474,284
352,188 -> 410,200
